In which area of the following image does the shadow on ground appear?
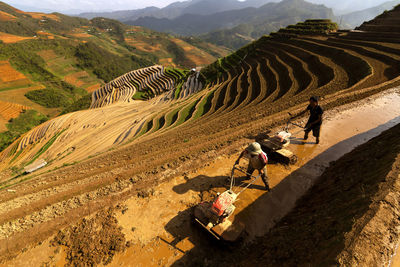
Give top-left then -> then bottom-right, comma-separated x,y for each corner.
165,117 -> 400,266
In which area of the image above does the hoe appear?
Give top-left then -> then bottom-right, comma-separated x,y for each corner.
193,165 -> 261,242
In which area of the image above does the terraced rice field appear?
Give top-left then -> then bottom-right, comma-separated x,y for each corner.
159,57 -> 175,67
0,32 -> 34,43
0,100 -> 31,121
0,10 -> 16,21
85,83 -> 101,93
90,65 -> 182,108
0,85 -> 57,117
0,116 -> 6,132
1,6 -> 400,264
125,38 -> 161,53
172,38 -> 215,66
36,31 -> 55,40
68,5 -> 400,152
0,61 -> 50,116
26,12 -> 60,22
0,61 -> 32,91
129,32 -> 399,140
0,61 -> 27,83
4,15 -> 400,169
64,71 -> 92,88
124,34 -> 223,68
37,49 -> 103,92
70,32 -> 93,38
36,49 -> 58,61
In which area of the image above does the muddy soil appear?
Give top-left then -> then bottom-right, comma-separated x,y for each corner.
3,87 -> 399,266
51,208 -> 127,266
230,122 -> 400,266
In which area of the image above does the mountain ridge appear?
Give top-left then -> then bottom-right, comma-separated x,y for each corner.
340,0 -> 400,29
78,0 -> 278,20
129,0 -> 334,36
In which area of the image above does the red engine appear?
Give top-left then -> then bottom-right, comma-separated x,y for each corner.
211,190 -> 237,217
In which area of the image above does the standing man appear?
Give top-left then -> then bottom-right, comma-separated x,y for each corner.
235,142 -> 270,191
293,96 -> 323,144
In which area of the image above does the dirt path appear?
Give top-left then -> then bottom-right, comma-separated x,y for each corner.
5,87 -> 399,266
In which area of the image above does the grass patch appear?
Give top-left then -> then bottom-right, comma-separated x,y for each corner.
10,149 -> 23,163
75,41 -> 153,83
60,93 -> 92,114
25,129 -> 66,166
174,82 -> 184,99
174,98 -> 202,127
132,91 -> 147,100
164,108 -> 180,128
135,118 -> 154,138
25,88 -> 73,108
151,115 -> 166,132
0,110 -> 48,152
192,90 -> 215,120
0,83 -> 36,92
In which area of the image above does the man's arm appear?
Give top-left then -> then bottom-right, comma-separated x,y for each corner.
290,108 -> 308,119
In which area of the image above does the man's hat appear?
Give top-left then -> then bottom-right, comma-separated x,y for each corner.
310,96 -> 319,102
246,142 -> 262,156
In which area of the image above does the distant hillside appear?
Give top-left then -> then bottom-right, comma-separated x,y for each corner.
0,1 -> 229,150
340,0 -> 400,29
78,0 -> 277,21
130,0 -> 334,38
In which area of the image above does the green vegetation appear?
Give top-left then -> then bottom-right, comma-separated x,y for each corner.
164,67 -> 191,99
274,19 -> 339,36
181,36 -> 230,58
0,2 -> 87,37
0,131 -> 15,153
132,91 -> 147,100
26,129 -> 66,165
90,17 -> 126,42
164,108 -> 180,128
33,79 -> 85,105
201,19 -> 338,84
201,35 -> 269,83
174,98 -> 201,127
200,23 -> 273,50
75,41 -> 153,82
0,1 -> 229,155
132,0 -> 334,50
0,40 -> 87,108
0,110 -> 48,152
60,93 -> 92,114
192,90 -> 215,119
174,83 -> 184,99
25,86 -> 76,108
144,89 -> 156,99
166,40 -> 193,67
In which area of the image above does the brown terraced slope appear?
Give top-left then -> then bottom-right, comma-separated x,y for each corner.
1,5 -> 400,262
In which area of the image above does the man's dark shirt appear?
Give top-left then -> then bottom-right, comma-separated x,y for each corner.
306,104 -> 323,127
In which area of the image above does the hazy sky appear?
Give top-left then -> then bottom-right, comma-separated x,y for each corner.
4,0 -> 184,12
3,0 -> 394,13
